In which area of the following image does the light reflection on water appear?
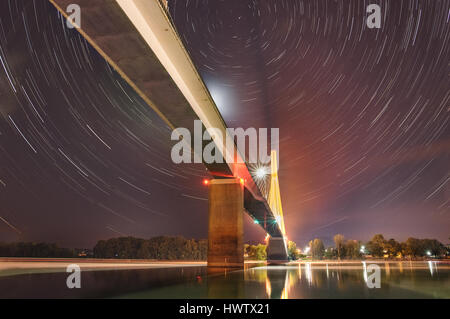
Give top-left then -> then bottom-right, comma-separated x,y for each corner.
121,261 -> 449,299
232,261 -> 450,299
0,261 -> 448,298
309,262 -> 444,298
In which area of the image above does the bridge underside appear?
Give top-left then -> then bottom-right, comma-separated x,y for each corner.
50,0 -> 287,263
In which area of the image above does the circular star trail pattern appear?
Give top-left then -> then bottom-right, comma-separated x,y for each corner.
0,0 -> 449,247
0,0 -> 217,247
172,0 -> 449,244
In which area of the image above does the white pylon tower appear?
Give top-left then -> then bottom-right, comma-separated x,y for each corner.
268,150 -> 286,237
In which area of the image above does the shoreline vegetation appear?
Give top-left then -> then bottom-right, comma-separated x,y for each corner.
0,257 -> 448,262
0,234 -> 448,261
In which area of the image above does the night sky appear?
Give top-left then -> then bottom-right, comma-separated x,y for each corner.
0,0 -> 449,248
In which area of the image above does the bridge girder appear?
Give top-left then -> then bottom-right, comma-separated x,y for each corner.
49,0 -> 286,240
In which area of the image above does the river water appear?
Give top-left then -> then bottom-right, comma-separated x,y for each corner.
0,261 -> 448,298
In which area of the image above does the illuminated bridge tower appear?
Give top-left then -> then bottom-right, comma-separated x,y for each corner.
266,150 -> 289,262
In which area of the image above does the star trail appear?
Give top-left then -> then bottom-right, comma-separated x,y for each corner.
0,0 -> 449,248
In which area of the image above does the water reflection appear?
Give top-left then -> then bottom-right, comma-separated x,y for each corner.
267,268 -> 288,298
385,262 -> 391,277
362,261 -> 368,283
250,261 -> 450,299
305,263 -> 312,286
207,268 -> 245,298
428,261 -> 438,276
0,262 -> 448,298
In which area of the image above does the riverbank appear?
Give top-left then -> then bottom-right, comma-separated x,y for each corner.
0,258 -> 206,277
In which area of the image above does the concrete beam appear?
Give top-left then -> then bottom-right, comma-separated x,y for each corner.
207,179 -> 244,268
48,0 -> 284,238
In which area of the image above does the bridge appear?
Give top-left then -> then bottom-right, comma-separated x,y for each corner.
50,0 -> 288,266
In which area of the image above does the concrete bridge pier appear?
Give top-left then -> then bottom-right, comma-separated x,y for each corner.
207,179 -> 244,268
267,237 -> 289,264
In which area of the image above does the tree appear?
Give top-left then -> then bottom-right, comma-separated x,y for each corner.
287,241 -> 299,260
333,234 -> 345,260
367,234 -> 386,257
422,239 -> 446,257
404,237 -> 422,258
385,238 -> 401,258
136,241 -> 150,259
400,241 -> 408,258
311,238 -> 325,260
344,240 -> 361,259
324,247 -> 335,259
246,244 -> 267,260
255,244 -> 267,260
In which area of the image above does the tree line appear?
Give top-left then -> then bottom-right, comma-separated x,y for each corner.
365,234 -> 447,258
245,241 -> 303,261
93,236 -> 207,260
0,236 -> 208,260
305,234 -> 448,260
0,242 -> 76,258
1,234 -> 447,260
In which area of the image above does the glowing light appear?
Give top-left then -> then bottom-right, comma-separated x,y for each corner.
273,216 -> 280,224
255,166 -> 269,180
203,179 -> 210,186
267,150 -> 286,236
265,278 -> 272,298
239,178 -> 245,185
254,220 -> 259,224
249,164 -> 270,199
426,251 -> 431,256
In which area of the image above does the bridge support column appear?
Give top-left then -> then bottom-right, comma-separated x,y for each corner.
267,237 -> 289,264
208,179 -> 244,268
